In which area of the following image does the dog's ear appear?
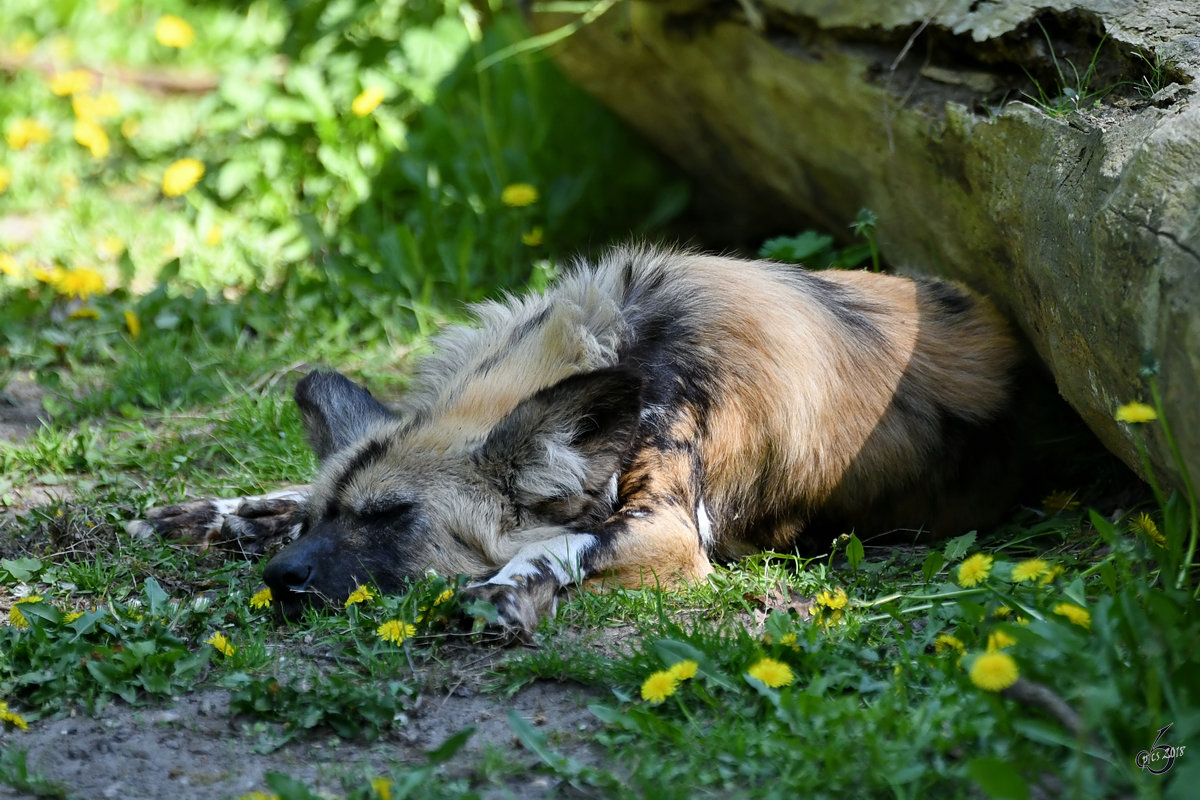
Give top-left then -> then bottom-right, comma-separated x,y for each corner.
476,367 -> 643,506
295,371 -> 395,460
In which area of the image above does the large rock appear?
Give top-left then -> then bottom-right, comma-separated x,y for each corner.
531,0 -> 1200,489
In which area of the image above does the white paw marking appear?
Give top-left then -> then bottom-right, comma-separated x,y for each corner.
482,533 -> 597,589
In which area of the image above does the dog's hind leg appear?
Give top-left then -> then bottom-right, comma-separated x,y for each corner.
126,487 -> 309,557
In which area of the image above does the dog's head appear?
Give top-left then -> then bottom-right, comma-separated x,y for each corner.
262,369 -> 640,619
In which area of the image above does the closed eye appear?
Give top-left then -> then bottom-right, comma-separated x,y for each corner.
355,498 -> 416,522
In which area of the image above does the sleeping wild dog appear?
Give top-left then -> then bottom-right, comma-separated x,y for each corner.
133,245 -> 1020,634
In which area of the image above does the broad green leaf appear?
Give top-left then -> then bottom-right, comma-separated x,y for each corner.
845,533 -> 865,571
922,550 -> 945,582
967,757 -> 1029,800
0,557 -> 42,583
426,727 -> 475,764
943,531 -> 978,561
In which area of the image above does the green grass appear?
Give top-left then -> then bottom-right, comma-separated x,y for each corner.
1,2 -> 1198,799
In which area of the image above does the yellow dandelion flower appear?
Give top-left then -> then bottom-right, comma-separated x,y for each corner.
63,611 -> 84,623
640,670 -> 679,703
204,225 -> 223,247
345,585 -> 375,607
352,87 -> 386,117
249,587 -> 273,610
1130,512 -> 1166,548
816,587 -> 848,610
376,619 -> 416,645
49,35 -> 73,60
0,701 -> 29,731
0,167 -> 10,194
1053,602 -> 1091,629
96,236 -> 125,260
69,306 -> 100,320
433,588 -> 454,606
993,605 -> 1012,619
54,267 -> 105,299
747,657 -> 795,688
521,227 -> 544,247
50,69 -> 94,96
957,553 -> 993,587
72,95 -> 96,121
8,596 -> 44,629
95,92 -> 120,117
501,183 -> 539,207
1011,558 -> 1049,583
780,632 -> 798,646
0,254 -> 19,278
813,606 -> 844,627
238,792 -> 278,800
371,777 -> 392,800
6,118 -> 50,150
1115,401 -> 1157,424
74,119 -> 110,158
162,158 -> 204,197
13,32 -> 37,58
32,265 -> 62,285
1039,564 -> 1064,585
123,309 -> 141,339
155,15 -> 195,48
206,632 -> 236,657
72,92 -> 121,123
986,630 -> 1017,651
667,660 -> 698,681
934,634 -> 965,655
1041,490 -> 1080,516
969,651 -> 1019,692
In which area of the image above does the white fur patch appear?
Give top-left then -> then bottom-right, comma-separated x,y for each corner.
483,533 -> 598,588
604,472 -> 619,506
213,488 -> 309,516
696,499 -> 713,549
212,497 -> 243,517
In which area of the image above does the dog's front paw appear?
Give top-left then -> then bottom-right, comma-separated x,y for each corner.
127,489 -> 307,557
216,495 -> 306,556
459,580 -> 559,643
126,498 -> 226,545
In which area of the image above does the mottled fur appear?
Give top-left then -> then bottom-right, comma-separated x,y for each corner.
134,246 -> 1020,634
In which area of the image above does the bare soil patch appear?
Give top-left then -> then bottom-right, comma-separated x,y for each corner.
1,675 -> 608,799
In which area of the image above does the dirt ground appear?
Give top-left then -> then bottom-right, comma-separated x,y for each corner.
0,375 -> 622,800
0,678 -> 609,799
0,374 -> 70,512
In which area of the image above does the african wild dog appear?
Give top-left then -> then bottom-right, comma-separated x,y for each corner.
133,245 -> 1019,634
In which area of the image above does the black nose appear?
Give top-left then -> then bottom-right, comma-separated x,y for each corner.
263,554 -> 313,593
263,532 -> 329,595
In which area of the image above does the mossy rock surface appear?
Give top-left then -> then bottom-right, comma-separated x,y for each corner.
533,0 -> 1200,486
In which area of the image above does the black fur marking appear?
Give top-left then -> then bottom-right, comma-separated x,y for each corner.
466,306 -> 554,383
295,371 -> 394,459
798,272 -> 887,344
918,279 -> 976,316
328,438 -> 390,514
510,305 -> 552,344
467,351 -> 503,380
620,306 -> 718,426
